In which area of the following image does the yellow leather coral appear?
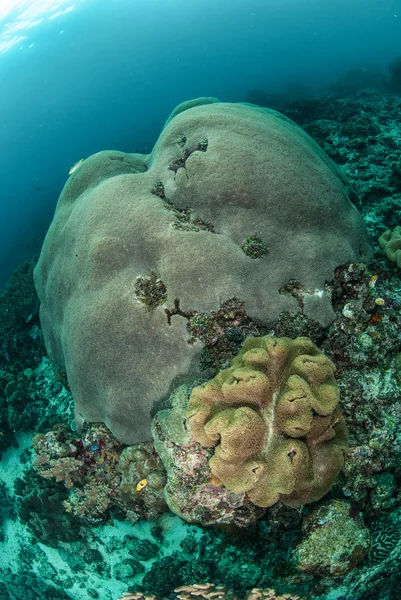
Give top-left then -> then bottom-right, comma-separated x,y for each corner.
379,226 -> 401,268
187,335 -> 348,508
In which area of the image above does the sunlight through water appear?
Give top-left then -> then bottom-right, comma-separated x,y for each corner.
0,0 -> 78,53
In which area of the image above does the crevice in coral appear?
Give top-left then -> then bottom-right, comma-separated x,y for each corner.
168,138 -> 208,174
151,181 -> 216,233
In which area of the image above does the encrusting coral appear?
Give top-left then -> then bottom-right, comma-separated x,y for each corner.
187,335 -> 348,507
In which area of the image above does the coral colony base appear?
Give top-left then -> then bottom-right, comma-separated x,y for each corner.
0,92 -> 401,600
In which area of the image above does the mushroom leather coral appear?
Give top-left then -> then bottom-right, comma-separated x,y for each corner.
379,225 -> 401,267
187,335 -> 348,508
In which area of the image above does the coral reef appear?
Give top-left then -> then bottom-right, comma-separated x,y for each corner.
139,530 -> 305,600
369,517 -> 401,563
187,335 -> 348,508
184,297 -> 266,372
34,98 -> 372,445
0,258 -> 39,341
31,423 -> 167,526
32,423 -> 123,522
0,357 -> 73,437
0,572 -> 72,600
240,235 -> 269,259
0,258 -> 73,454
0,479 -> 13,542
3,87 -> 401,600
310,261 -> 401,517
281,89 -> 401,244
134,272 -> 168,311
0,258 -> 46,447
0,264 -> 44,444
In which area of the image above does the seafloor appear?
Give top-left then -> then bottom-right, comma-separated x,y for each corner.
1,87 -> 401,600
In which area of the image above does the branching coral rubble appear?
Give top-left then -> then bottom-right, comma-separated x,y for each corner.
117,583 -> 302,600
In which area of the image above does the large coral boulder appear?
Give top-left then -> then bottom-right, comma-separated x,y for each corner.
34,98 -> 372,444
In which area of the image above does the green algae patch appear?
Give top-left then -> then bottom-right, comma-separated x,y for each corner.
134,272 -> 167,311
241,235 -> 269,258
294,500 -> 371,575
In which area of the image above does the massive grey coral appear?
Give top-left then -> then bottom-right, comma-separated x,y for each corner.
34,98 -> 372,444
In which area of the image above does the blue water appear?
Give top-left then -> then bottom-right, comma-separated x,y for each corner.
0,0 -> 400,288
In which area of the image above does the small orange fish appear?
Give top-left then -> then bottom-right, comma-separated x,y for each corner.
369,275 -> 378,288
375,297 -> 385,306
136,478 -> 148,491
370,313 -> 383,325
209,474 -> 222,487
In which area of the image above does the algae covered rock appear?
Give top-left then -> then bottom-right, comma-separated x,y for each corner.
34,98 -> 372,444
188,335 -> 348,508
294,500 -> 371,575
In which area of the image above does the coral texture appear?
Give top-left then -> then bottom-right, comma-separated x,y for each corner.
187,335 -> 348,507
34,98 -> 372,444
294,500 -> 371,575
379,226 -> 401,267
